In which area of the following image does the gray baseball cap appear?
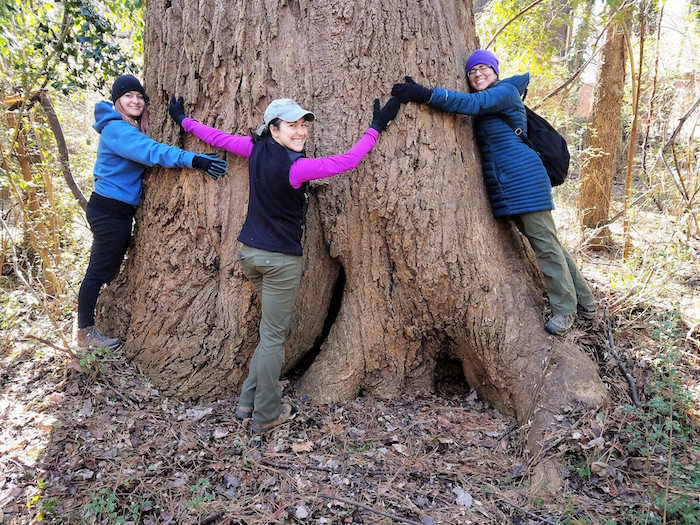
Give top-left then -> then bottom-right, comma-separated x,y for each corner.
256,98 -> 315,135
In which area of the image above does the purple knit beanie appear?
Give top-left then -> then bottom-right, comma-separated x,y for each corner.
466,49 -> 499,78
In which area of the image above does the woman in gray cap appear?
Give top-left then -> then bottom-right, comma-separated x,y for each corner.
168,94 -> 400,433
77,75 -> 227,350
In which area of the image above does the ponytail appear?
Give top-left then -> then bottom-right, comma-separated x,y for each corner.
251,117 -> 280,145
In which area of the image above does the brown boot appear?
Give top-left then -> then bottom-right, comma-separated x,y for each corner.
77,325 -> 122,349
251,404 -> 293,434
577,302 -> 598,320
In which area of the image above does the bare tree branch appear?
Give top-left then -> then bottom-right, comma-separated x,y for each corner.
38,90 -> 88,211
485,0 -> 548,51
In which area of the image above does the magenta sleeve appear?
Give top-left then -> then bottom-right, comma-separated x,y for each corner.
181,117 -> 254,158
288,128 -> 379,189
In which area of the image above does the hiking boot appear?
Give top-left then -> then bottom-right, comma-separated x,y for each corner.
545,314 -> 575,336
77,325 -> 122,349
577,302 -> 598,320
251,403 -> 293,434
234,405 -> 253,420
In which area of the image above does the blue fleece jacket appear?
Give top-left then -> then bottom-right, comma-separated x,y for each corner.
91,101 -> 196,205
428,73 -> 553,217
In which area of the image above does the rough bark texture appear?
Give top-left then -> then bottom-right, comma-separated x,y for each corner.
98,0 -> 608,487
577,22 -> 626,245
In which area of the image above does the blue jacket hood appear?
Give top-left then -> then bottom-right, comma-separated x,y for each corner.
93,101 -> 122,134
497,73 -> 530,97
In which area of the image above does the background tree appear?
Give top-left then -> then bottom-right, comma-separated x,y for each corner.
98,0 -> 607,491
569,0 -> 596,72
475,0 -> 574,77
576,9 -> 629,246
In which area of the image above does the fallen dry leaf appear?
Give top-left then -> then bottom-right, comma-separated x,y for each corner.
292,441 -> 314,453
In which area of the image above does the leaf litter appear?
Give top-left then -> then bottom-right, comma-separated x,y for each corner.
1,308 -> 698,524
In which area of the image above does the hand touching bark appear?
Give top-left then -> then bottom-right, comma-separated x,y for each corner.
192,153 -> 226,180
370,96 -> 401,132
391,76 -> 432,104
168,95 -> 187,126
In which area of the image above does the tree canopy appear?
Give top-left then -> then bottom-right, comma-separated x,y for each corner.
0,0 -> 144,95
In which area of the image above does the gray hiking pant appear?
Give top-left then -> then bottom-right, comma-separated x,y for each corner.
513,210 -> 595,316
236,245 -> 302,425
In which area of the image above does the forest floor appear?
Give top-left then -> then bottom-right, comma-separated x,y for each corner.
1,192 -> 699,524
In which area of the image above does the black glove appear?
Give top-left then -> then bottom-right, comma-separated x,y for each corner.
192,153 -> 227,180
370,97 -> 401,132
168,95 -> 187,126
391,76 -> 432,104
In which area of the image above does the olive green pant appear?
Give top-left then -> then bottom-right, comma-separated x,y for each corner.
512,210 -> 595,316
236,245 -> 302,425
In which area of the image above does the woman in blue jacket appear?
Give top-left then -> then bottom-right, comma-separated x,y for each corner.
77,75 -> 226,349
392,49 -> 596,335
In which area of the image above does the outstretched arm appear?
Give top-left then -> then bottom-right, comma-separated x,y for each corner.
169,95 -> 253,158
288,97 -> 400,189
182,118 -> 254,158
429,83 -> 520,116
289,128 -> 378,188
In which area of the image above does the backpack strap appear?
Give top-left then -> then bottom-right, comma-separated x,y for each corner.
497,111 -> 538,152
496,90 -> 539,152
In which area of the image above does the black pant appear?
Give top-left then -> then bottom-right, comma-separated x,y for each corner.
77,193 -> 136,328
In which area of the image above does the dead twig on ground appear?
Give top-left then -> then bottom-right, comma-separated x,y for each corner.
318,493 -> 422,525
199,511 -> 225,525
604,307 -> 640,406
16,335 -> 71,353
482,489 -> 560,525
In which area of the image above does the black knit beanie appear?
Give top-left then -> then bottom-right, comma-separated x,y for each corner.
111,75 -> 146,102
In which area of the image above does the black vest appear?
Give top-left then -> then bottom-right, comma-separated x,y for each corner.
238,137 -> 308,255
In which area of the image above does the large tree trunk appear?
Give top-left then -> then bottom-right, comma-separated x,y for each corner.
99,0 -> 607,491
577,21 -> 627,245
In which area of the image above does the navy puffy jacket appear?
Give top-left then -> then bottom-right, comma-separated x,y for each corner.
428,73 -> 553,217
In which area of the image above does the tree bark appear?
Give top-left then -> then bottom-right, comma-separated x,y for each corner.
99,0 -> 607,489
577,21 -> 627,245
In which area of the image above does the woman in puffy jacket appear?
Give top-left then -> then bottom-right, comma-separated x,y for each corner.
392,49 -> 596,335
77,75 -> 226,350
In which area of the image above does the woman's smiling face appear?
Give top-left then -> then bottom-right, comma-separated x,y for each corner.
117,91 -> 146,118
468,64 -> 498,91
271,117 -> 309,152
